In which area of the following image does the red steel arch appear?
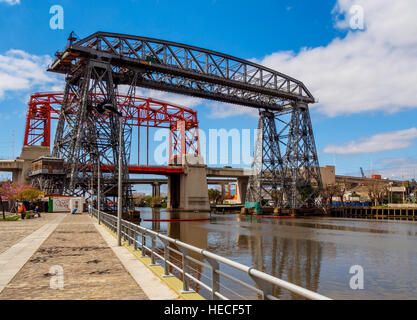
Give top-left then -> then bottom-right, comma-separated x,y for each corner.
24,92 -> 200,164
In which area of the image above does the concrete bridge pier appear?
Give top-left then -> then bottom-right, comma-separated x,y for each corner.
167,155 -> 210,212
0,145 -> 50,184
151,182 -> 161,198
236,177 -> 249,205
220,182 -> 226,203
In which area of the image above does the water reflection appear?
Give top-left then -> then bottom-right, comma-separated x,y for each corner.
236,222 -> 323,299
136,208 -> 417,300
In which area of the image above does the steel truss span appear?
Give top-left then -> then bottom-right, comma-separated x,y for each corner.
49,32 -> 314,110
27,91 -> 200,208
25,92 -> 200,159
48,31 -> 322,209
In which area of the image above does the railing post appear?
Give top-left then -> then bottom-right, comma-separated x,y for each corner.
133,227 -> 138,251
128,224 -> 132,246
150,235 -> 157,266
178,248 -> 194,294
160,238 -> 174,277
141,232 -> 146,258
249,272 -> 274,300
205,257 -> 220,300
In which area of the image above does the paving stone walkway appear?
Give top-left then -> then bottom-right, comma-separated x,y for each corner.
0,213 -> 60,255
0,214 -> 148,300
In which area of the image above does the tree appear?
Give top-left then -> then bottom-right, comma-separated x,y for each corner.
0,182 -> 43,217
132,193 -> 147,207
18,188 -> 44,202
0,181 -> 19,218
0,182 -> 9,219
208,189 -> 221,204
336,181 -> 352,205
144,195 -> 153,207
321,184 -> 339,208
367,183 -> 388,206
150,196 -> 162,208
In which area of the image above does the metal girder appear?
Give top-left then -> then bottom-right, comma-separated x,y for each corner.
49,32 -> 315,111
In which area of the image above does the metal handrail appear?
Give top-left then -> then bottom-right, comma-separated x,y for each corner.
92,208 -> 331,300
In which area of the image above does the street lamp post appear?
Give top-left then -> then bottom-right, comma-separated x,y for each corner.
99,102 -> 124,246
97,156 -> 101,225
117,117 -> 123,246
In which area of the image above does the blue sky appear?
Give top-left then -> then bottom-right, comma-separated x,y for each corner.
0,0 -> 417,191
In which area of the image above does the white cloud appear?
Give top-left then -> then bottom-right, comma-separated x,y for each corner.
206,101 -> 258,119
373,157 -> 417,180
258,0 -> 417,117
0,0 -> 20,5
118,85 -> 202,109
137,89 -> 202,109
378,158 -> 413,167
0,49 -> 63,99
323,128 -> 417,155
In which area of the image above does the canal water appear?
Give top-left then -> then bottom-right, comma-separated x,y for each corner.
137,208 -> 417,300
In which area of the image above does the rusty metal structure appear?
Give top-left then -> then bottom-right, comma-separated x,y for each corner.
46,31 -> 321,209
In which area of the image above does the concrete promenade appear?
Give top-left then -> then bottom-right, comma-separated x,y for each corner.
0,213 -> 178,300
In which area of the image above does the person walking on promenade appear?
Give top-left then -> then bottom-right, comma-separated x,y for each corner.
18,203 -> 27,220
34,205 -> 41,218
88,203 -> 92,217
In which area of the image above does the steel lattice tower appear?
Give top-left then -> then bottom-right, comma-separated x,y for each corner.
247,103 -> 322,209
246,110 -> 284,206
281,103 -> 322,208
51,59 -> 134,210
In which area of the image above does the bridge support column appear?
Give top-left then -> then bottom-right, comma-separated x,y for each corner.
12,170 -> 22,184
152,182 -> 161,198
167,174 -> 180,209
16,145 -> 50,184
167,155 -> 210,212
220,182 -> 226,204
236,177 -> 249,204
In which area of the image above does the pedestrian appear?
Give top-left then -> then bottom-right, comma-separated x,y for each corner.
34,205 -> 41,218
18,203 -> 27,220
88,203 -> 92,217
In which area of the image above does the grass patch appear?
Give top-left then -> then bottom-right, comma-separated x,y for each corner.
0,215 -> 20,221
